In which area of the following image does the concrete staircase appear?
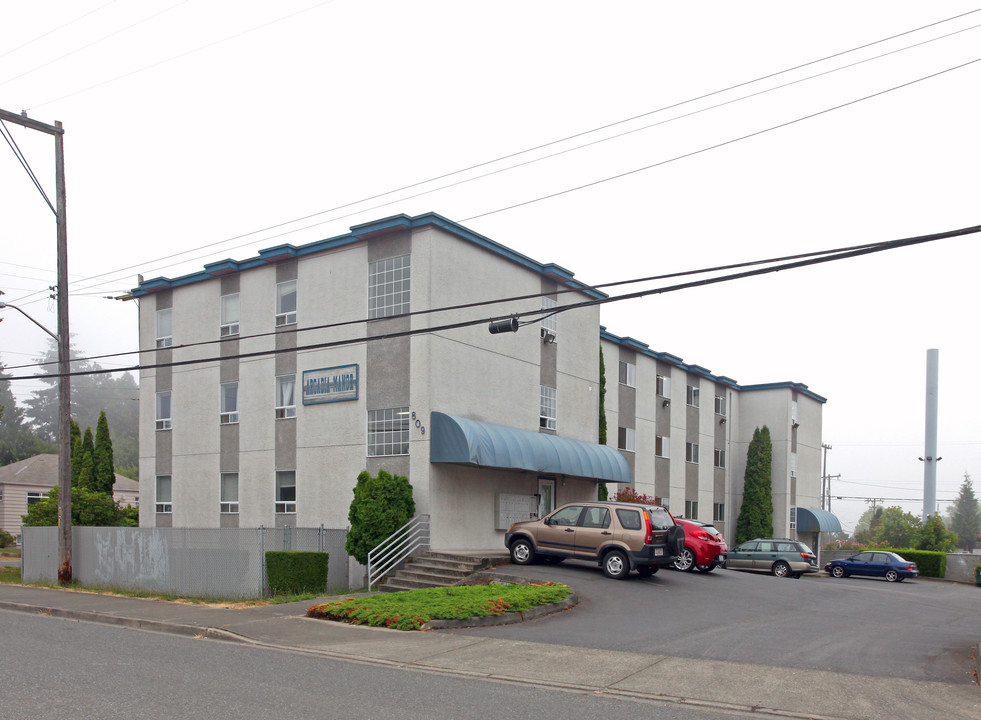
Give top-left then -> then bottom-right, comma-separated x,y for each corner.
379,550 -> 509,592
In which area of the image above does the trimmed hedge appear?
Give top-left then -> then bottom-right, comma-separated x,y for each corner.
864,547 -> 945,578
265,551 -> 329,595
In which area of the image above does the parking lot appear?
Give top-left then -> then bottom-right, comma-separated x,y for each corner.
455,559 -> 981,685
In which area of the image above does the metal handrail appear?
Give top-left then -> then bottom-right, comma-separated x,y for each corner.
367,514 -> 431,591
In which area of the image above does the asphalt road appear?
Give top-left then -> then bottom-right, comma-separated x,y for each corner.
457,560 -> 981,684
0,610 -> 745,720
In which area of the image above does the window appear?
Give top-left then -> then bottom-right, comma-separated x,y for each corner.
539,385 -> 556,430
714,448 -> 726,468
220,473 -> 239,514
656,374 -> 671,398
155,391 -> 172,430
582,506 -> 611,529
655,435 -> 669,458
790,452 -> 798,478
686,384 -> 700,407
615,508 -> 642,531
618,361 -> 636,387
791,401 -> 799,424
714,502 -> 725,523
540,297 -> 557,340
155,308 -> 173,348
26,491 -> 47,505
220,293 -> 240,336
220,382 -> 239,424
367,407 -> 409,456
155,475 -> 172,513
276,280 -> 297,326
686,442 -> 699,464
789,506 -> 797,530
275,375 -> 296,419
618,426 -> 635,452
714,394 -> 726,416
275,470 -> 296,514
368,254 -> 410,319
685,499 -> 698,519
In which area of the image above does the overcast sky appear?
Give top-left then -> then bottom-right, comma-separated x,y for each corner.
2,1 -> 979,533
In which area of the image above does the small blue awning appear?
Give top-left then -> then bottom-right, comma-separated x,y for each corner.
796,507 -> 842,533
430,412 -> 631,484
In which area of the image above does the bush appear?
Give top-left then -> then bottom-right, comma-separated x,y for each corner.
265,551 -> 329,595
614,487 -> 660,505
345,469 -> 415,566
865,547 -> 946,578
0,529 -> 15,548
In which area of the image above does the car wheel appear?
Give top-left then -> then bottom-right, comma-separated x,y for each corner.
603,550 -> 630,579
772,560 -> 791,578
696,564 -> 714,573
830,566 -> 845,578
673,547 -> 696,572
637,565 -> 658,577
885,569 -> 899,582
510,539 -> 534,565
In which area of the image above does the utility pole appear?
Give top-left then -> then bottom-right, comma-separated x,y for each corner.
0,108 -> 72,584
821,443 -> 832,511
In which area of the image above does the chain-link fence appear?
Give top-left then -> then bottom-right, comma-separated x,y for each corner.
21,525 -> 350,599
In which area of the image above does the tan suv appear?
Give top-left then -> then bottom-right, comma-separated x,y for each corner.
505,501 -> 684,579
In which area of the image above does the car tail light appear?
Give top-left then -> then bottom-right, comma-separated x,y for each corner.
692,530 -> 712,540
905,565 -> 916,571
801,552 -> 815,560
643,510 -> 654,545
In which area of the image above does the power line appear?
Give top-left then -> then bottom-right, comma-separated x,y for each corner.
0,229 -> 942,371
8,9 -> 979,308
3,222 -> 977,382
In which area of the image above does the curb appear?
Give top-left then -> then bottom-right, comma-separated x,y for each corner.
421,593 -> 579,630
0,599 -> 249,643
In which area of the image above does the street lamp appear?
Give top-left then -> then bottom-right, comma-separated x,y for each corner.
0,299 -> 72,581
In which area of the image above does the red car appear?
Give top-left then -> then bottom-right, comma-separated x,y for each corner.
672,518 -> 728,573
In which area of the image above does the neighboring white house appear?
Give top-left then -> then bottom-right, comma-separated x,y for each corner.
0,454 -> 139,539
131,212 -> 838,550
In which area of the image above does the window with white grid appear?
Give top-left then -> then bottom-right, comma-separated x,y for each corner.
655,434 -> 669,458
619,361 -> 636,387
155,308 -> 173,348
539,385 -> 556,430
275,375 -> 296,419
618,426 -> 635,452
686,442 -> 699,464
276,280 -> 297,326
541,296 -> 557,339
367,407 -> 409,456
275,470 -> 296,514
220,473 -> 239,514
155,475 -> 172,513
220,293 -> 240,336
368,255 -> 410,319
155,391 -> 172,430
220,382 -> 238,424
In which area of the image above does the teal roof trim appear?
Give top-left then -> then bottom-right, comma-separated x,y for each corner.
132,213 -> 607,300
795,507 -> 842,533
429,412 -> 630,484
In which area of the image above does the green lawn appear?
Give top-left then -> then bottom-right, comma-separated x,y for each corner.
307,582 -> 571,630
0,566 -> 20,584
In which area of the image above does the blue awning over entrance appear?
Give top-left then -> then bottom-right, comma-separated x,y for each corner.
430,412 -> 631,484
796,507 -> 842,533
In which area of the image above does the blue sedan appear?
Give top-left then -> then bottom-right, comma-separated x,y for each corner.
824,551 -> 918,582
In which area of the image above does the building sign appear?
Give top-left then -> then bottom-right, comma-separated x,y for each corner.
302,364 -> 359,405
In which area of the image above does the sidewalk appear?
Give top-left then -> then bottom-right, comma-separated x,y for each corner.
1,581 -> 977,720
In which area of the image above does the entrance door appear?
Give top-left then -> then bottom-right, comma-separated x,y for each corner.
538,477 -> 556,518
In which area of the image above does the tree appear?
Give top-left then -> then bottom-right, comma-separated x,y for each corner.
950,472 -> 981,552
92,410 -> 115,494
22,338 -> 139,473
21,485 -> 130,527
915,513 -> 957,552
597,348 -> 608,501
345,469 -> 416,566
0,364 -> 54,465
735,426 -> 773,544
77,426 -> 96,490
876,507 -> 920,548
